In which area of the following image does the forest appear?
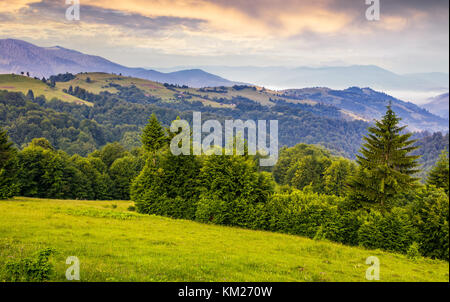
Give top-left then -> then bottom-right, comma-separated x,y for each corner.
0,81 -> 371,158
1,104 -> 449,261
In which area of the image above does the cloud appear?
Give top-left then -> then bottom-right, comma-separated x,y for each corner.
0,0 -> 448,73
76,0 -> 352,37
13,0 -> 206,33
0,13 -> 13,22
2,0 -> 448,39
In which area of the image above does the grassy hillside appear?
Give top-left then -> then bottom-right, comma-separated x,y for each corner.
0,74 -> 91,106
55,72 -> 316,108
0,72 -> 359,119
0,197 -> 448,282
1,72 -> 445,132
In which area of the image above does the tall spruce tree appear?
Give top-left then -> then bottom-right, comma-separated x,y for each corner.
350,105 -> 421,207
427,150 -> 449,195
141,113 -> 166,165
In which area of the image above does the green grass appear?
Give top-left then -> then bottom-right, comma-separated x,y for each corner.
0,74 -> 91,106
0,197 -> 448,282
1,72 -> 318,110
55,72 -> 315,107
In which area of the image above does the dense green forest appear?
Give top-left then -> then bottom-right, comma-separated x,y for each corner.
1,105 -> 449,261
0,82 -> 370,158
412,131 -> 449,178
0,89 -> 182,156
0,136 -> 144,201
128,107 -> 450,261
1,87 -> 447,166
1,74 -> 448,261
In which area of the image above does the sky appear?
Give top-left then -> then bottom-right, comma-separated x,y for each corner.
0,0 -> 448,73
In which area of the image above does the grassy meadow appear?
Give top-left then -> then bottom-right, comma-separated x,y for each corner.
0,197 -> 448,282
54,72 -> 315,108
1,72 -> 320,110
54,72 -> 280,107
0,74 -> 91,106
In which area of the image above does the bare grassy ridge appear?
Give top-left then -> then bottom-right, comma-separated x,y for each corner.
0,197 -> 448,282
0,74 -> 91,106
55,72 -> 313,108
1,72 -> 291,109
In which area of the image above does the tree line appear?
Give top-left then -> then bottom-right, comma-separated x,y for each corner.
0,136 -> 144,201
1,73 -> 372,159
128,108 -> 449,260
1,105 -> 449,260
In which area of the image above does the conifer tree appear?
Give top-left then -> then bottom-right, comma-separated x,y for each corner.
349,105 -> 420,206
26,89 -> 34,100
427,150 -> 449,195
141,113 -> 166,164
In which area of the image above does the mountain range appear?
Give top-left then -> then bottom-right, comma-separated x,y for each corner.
158,65 -> 449,98
0,38 -> 448,134
3,39 -> 448,97
1,71 -> 448,133
422,93 -> 449,119
0,39 -> 238,88
279,86 -> 448,132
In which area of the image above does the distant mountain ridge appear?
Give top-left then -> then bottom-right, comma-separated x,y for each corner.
0,39 -> 239,88
1,71 -> 448,133
165,65 -> 449,93
0,39 -> 448,133
280,86 -> 449,132
422,93 -> 449,119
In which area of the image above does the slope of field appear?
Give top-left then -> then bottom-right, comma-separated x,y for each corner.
0,73 -> 281,108
0,198 -> 448,282
54,73 -> 448,132
55,72 -> 314,108
0,74 -> 91,106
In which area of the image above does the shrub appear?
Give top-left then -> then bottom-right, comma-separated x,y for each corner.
410,188 -> 449,260
0,158 -> 19,200
357,208 -> 418,253
313,226 -> 326,241
4,248 -> 55,282
357,211 -> 384,250
131,150 -> 201,220
264,190 -> 342,238
407,242 -> 422,260
321,208 -> 363,246
195,196 -> 231,225
109,155 -> 144,200
195,154 -> 274,227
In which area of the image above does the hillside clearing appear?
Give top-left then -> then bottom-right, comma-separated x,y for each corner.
0,197 -> 448,282
54,72 -> 315,108
0,74 -> 91,106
